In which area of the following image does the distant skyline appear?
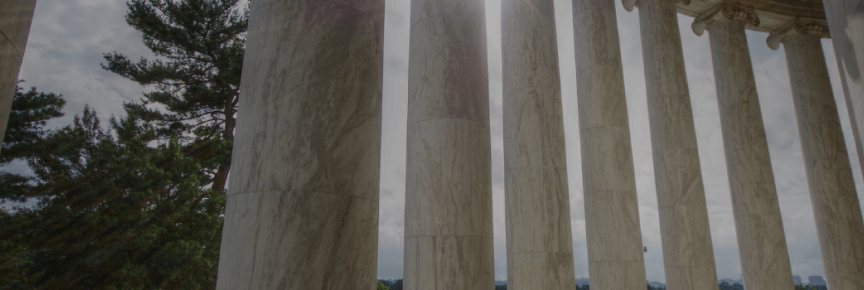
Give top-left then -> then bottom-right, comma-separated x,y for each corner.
10,0 -> 863,283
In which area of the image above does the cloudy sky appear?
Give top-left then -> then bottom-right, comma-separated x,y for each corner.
13,0 -> 864,284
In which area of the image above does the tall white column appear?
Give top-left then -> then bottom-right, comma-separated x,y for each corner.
821,0 -> 864,179
633,1 -> 719,289
572,0 -> 647,289
695,6 -> 795,290
403,0 -> 494,289
0,0 -> 36,154
502,1 -> 575,289
774,25 -> 864,290
215,1 -> 384,289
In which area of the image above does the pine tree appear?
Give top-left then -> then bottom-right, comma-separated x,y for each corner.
1,108 -> 225,289
1,83 -> 65,163
102,0 -> 248,192
0,84 -> 64,202
0,0 -> 247,288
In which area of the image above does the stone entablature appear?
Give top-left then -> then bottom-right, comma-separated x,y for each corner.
678,0 -> 828,33
691,3 -> 762,35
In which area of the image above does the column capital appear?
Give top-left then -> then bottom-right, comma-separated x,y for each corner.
766,19 -> 830,50
692,3 -> 759,36
622,0 -> 689,12
622,0 -> 637,12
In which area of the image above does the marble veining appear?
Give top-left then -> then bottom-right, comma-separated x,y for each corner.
705,18 -> 794,290
217,191 -> 379,289
405,119 -> 493,238
503,87 -> 567,169
404,0 -> 494,289
502,1 -> 576,288
408,15 -> 488,125
636,1 -> 720,289
572,1 -> 647,288
403,236 -> 495,290
504,167 -> 572,254
227,0 -> 383,201
506,253 -> 575,290
782,33 -> 864,290
251,0 -> 384,23
216,1 -> 384,289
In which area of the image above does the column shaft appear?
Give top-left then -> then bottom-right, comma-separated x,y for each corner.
404,0 -> 494,289
215,1 -> 384,289
782,34 -> 864,290
706,19 -> 794,290
637,1 -> 719,289
502,1 -> 575,289
822,0 -> 864,179
0,0 -> 36,154
572,0 -> 647,289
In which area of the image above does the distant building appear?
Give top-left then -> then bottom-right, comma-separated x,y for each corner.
792,275 -> 802,285
495,281 -> 507,286
808,276 -> 826,286
648,281 -> 666,289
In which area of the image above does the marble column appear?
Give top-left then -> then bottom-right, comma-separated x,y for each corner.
0,0 -> 36,155
634,1 -> 719,289
403,1 -> 494,290
572,0 -> 647,289
774,25 -> 864,290
502,1 -> 575,290
695,6 -> 795,290
821,0 -> 864,179
215,1 -> 384,289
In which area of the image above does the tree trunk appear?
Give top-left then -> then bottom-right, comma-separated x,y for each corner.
211,94 -> 237,193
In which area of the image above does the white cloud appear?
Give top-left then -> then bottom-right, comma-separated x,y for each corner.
19,0 -> 154,126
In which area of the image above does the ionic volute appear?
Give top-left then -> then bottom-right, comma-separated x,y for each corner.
692,3 -> 760,36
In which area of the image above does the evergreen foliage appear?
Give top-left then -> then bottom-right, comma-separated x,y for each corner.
377,281 -> 390,290
0,0 -> 247,288
0,85 -> 65,202
1,84 -> 65,164
718,282 -> 745,290
1,108 -> 224,289
102,0 -> 247,192
381,279 -> 403,290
